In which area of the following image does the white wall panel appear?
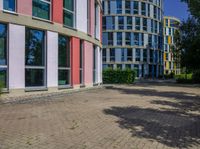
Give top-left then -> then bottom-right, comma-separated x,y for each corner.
0,0 -> 3,10
47,31 -> 58,87
9,24 -> 25,89
76,0 -> 87,33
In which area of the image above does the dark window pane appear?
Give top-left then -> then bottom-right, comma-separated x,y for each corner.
33,0 -> 50,20
0,68 -> 7,88
25,69 -> 44,87
58,70 -> 70,85
25,28 -> 45,66
63,10 -> 74,27
63,0 -> 74,11
0,24 -> 7,65
3,0 -> 15,11
58,35 -> 70,67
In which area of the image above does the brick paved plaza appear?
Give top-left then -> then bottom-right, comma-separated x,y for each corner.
0,83 -> 200,149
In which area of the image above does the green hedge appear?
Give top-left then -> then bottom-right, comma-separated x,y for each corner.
175,72 -> 200,84
103,69 -> 136,84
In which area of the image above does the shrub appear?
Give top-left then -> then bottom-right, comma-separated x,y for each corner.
164,72 -> 175,79
103,68 -> 136,84
192,70 -> 200,83
175,73 -> 193,84
0,81 -> 4,96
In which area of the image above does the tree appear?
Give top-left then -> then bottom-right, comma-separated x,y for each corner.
175,1 -> 200,71
181,0 -> 200,20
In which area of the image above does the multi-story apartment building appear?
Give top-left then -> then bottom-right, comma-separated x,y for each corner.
163,16 -> 181,75
0,0 -> 102,94
102,0 -> 164,78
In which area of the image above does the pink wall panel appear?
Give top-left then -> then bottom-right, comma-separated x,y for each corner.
52,0 -> 63,24
71,37 -> 80,86
17,0 -> 32,16
84,41 -> 93,84
90,0 -> 95,37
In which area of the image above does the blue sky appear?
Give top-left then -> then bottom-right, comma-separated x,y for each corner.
164,0 -> 189,21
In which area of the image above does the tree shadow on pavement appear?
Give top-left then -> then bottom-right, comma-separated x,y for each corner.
104,106 -> 200,148
104,86 -> 200,148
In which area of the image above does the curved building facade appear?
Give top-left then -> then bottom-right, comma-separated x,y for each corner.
102,0 -> 164,78
163,16 -> 181,75
0,0 -> 102,94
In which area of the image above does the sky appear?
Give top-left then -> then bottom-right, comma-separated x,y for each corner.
164,0 -> 189,21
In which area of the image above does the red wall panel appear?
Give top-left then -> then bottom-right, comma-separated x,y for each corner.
71,37 -> 80,86
17,0 -> 32,16
52,0 -> 63,24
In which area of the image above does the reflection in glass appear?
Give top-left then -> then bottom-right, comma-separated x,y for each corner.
33,0 -> 50,20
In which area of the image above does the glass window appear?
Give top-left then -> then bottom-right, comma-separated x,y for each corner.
135,49 -> 140,61
118,16 -> 124,30
125,1 -> 131,14
103,48 -> 106,62
133,1 -> 139,15
63,0 -> 75,28
3,0 -> 16,12
25,28 -> 46,87
141,2 -> 146,16
135,17 -> 140,30
125,32 -> 131,45
33,0 -> 51,20
80,40 -> 84,85
121,48 -> 125,62
0,23 -> 7,88
127,48 -> 132,62
117,32 -> 122,46
116,0 -> 122,14
108,32 -> 113,45
58,35 -> 71,86
110,48 -> 115,62
143,49 -> 147,62
127,16 -> 132,30
143,18 -> 147,31
134,33 -> 139,46
93,46 -> 97,83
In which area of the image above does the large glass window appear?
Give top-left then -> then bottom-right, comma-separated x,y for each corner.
80,40 -> 84,85
3,0 -> 16,12
63,0 -> 75,28
108,32 -> 113,45
0,23 -> 7,89
33,0 -> 51,20
25,28 -> 46,87
58,35 -> 71,86
143,49 -> 147,62
93,46 -> 97,83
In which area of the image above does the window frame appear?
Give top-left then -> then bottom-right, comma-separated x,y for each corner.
63,0 -> 76,28
0,23 -> 8,91
25,28 -> 47,89
3,0 -> 17,13
32,0 -> 52,21
58,34 -> 71,88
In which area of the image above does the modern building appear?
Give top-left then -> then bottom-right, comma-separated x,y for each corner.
102,0 -> 164,78
163,16 -> 181,75
0,0 -> 102,94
